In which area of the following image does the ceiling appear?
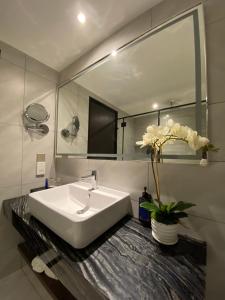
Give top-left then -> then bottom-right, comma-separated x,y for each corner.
75,15 -> 197,115
0,0 -> 163,71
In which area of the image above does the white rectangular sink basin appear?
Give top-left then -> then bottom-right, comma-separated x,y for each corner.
28,182 -> 130,248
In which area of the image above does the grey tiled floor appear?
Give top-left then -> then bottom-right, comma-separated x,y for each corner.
0,269 -> 43,300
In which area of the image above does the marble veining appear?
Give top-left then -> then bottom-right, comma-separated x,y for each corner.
3,196 -> 206,300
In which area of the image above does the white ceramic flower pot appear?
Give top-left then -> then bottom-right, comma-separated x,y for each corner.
151,219 -> 178,245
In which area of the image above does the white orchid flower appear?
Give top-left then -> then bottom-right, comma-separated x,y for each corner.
167,119 -> 174,127
198,136 -> 210,148
136,119 -> 217,205
136,119 -> 211,165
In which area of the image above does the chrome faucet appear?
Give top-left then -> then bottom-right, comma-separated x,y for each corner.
77,170 -> 97,215
80,170 -> 97,190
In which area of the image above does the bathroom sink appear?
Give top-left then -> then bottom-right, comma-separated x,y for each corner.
28,182 -> 130,248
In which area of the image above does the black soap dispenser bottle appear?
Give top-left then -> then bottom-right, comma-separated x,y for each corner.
139,187 -> 152,225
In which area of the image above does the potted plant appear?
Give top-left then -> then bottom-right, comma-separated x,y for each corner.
136,119 -> 218,245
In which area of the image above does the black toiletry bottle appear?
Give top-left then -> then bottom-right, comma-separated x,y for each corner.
139,187 -> 152,225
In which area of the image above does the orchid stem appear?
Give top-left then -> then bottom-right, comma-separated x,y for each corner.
155,157 -> 160,202
151,149 -> 161,204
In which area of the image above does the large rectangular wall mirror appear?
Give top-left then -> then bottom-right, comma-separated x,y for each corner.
56,5 -> 207,162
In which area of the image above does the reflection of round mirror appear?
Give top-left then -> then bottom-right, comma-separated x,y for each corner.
24,103 -> 49,123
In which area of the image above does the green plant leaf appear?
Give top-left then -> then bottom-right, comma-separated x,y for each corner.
165,202 -> 177,213
151,210 -> 160,221
140,202 -> 158,212
170,201 -> 196,212
203,143 -> 219,152
154,212 -> 179,224
145,201 -> 195,224
174,212 -> 188,219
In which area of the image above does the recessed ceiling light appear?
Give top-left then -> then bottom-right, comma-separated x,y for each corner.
77,13 -> 86,24
111,50 -> 117,57
152,103 -> 159,109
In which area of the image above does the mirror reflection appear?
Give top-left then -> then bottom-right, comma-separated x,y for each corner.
56,6 -> 207,162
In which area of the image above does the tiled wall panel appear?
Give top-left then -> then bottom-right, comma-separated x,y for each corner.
0,41 -> 58,278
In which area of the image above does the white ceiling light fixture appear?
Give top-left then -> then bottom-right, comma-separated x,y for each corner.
111,50 -> 117,57
152,103 -> 159,109
77,12 -> 86,24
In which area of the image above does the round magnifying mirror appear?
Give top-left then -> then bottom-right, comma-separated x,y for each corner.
24,103 -> 49,123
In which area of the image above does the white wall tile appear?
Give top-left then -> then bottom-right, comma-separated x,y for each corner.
0,187 -> 23,279
204,0 -> 225,25
21,181 -> 47,195
0,41 -> 58,279
151,0 -> 201,28
0,193 -> 23,278
88,159 -> 149,200
0,59 -> 24,125
0,248 -> 23,280
24,71 -> 56,130
26,56 -> 58,83
0,41 -> 25,68
0,124 -> 22,187
148,162 -> 225,223
0,269 -> 43,299
0,186 -> 21,205
0,217 -> 23,253
56,157 -> 88,179
22,263 -> 54,300
22,130 -> 55,185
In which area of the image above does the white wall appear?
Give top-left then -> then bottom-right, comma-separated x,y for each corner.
0,40 -> 58,278
56,1 -> 225,299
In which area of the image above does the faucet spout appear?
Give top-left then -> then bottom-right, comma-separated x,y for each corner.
80,170 -> 97,190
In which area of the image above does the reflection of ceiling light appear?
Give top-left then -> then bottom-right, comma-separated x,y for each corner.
77,13 -> 86,24
111,50 -> 117,57
164,114 -> 170,119
152,103 -> 158,109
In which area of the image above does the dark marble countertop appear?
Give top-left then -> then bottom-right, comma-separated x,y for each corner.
3,196 -> 206,300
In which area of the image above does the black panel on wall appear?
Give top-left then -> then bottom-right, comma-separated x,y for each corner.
88,97 -> 117,159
